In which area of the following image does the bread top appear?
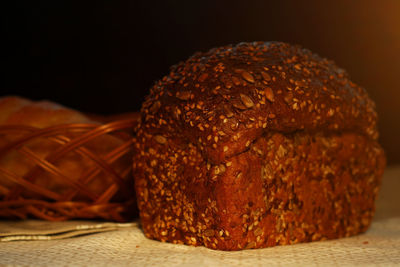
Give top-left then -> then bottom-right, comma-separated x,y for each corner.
139,42 -> 379,163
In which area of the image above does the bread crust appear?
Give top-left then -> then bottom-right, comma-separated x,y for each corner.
133,42 -> 386,250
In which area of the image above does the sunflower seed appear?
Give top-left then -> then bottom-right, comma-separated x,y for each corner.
240,94 -> 254,108
264,87 -> 274,102
232,101 -> 248,110
224,105 -> 234,117
198,73 -> 208,82
241,71 -> 255,83
254,227 -> 263,236
154,135 -> 167,144
149,101 -> 161,113
176,91 -> 191,100
245,241 -> 256,249
261,71 -> 271,81
204,229 -> 215,237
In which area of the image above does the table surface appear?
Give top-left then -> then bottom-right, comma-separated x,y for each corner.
1,166 -> 399,267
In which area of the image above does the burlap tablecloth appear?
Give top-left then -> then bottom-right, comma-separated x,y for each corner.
1,166 -> 399,267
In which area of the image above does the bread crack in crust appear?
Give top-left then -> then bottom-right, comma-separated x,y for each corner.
133,42 -> 386,250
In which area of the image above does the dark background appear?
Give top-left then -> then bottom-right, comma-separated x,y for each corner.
2,1 -> 400,164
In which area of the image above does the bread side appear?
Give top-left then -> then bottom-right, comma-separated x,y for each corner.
134,130 -> 384,250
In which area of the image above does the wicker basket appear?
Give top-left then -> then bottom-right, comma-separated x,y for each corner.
0,118 -> 139,222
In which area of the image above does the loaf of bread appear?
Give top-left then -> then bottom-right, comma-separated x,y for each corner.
133,42 -> 386,250
0,96 -> 138,221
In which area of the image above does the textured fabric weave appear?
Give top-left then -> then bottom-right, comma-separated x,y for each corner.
0,220 -> 135,241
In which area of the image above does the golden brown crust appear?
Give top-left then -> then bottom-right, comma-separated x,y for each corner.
140,42 -> 379,163
133,42 -> 386,250
135,131 -> 384,250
